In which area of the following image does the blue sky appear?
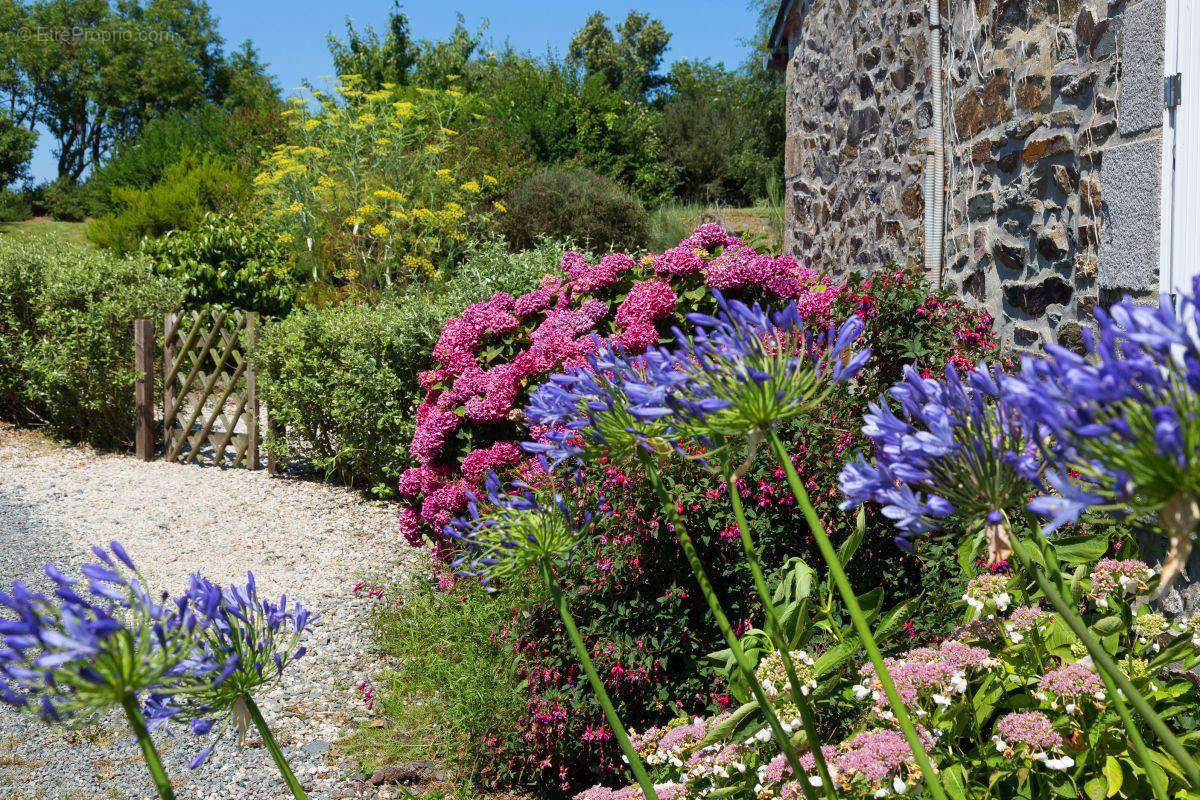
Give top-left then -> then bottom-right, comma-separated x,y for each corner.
27,1 -> 765,182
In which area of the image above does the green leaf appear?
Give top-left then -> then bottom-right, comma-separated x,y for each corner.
942,763 -> 968,800
1051,533 -> 1111,564
697,701 -> 758,748
837,524 -> 864,568
1091,616 -> 1123,636
958,530 -> 983,574
1084,776 -> 1107,800
1103,756 -> 1123,797
972,674 -> 1004,727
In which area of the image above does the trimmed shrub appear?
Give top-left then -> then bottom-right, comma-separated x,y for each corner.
257,238 -> 565,495
0,237 -> 181,447
87,153 -> 249,254
497,167 -> 648,253
35,178 -> 89,222
141,213 -> 299,317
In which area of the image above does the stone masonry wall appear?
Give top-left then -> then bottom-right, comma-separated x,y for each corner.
780,0 -> 932,272
781,0 -> 1167,351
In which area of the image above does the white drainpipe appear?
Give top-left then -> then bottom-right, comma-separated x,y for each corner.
924,0 -> 946,284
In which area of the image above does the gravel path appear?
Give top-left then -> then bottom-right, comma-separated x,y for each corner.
0,425 -> 424,800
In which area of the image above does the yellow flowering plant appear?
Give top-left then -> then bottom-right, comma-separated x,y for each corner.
254,75 -> 502,290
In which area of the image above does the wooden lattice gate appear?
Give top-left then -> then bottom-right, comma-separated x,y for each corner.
162,310 -> 260,468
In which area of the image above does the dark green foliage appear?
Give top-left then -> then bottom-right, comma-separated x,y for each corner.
0,188 -> 30,222
497,167 -> 648,253
567,11 -> 670,100
258,238 -> 562,496
33,177 -> 88,221
141,213 -> 298,317
0,113 -> 36,189
659,60 -> 785,205
327,2 -> 419,89
85,104 -> 282,214
87,152 -> 249,253
0,237 -> 181,447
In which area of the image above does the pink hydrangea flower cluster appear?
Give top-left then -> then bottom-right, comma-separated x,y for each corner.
1036,662 -> 1106,710
854,639 -> 995,718
572,783 -> 687,800
993,711 -> 1063,753
830,727 -> 936,796
400,225 -> 840,549
1089,559 -> 1153,606
1004,605 -> 1050,642
629,716 -> 711,767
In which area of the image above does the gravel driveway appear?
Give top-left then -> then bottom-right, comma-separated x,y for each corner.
0,425 -> 423,800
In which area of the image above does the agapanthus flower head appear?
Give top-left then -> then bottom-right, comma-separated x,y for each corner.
1088,559 -> 1153,608
991,711 -> 1072,769
665,290 -> 868,451
1035,662 -> 1106,712
963,573 -> 1012,615
1005,281 -> 1200,589
0,542 -> 208,723
143,571 -> 312,767
444,471 -> 587,583
755,648 -> 817,700
840,362 -> 1038,556
523,338 -> 694,470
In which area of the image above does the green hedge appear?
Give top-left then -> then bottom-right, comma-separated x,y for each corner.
257,238 -> 566,496
0,238 -> 181,448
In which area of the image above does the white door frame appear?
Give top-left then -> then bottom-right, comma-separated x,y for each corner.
1160,0 -> 1199,294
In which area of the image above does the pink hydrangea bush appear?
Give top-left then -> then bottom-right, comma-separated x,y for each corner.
399,225 -> 829,548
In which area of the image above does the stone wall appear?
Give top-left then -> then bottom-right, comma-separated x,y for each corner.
780,0 -> 932,272
779,0 -> 1167,350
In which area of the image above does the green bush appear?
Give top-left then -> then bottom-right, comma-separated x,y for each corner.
0,114 -> 36,190
0,189 -> 31,223
0,238 -> 181,447
259,237 -> 563,495
497,166 -> 648,253
85,104 -> 283,215
346,578 -> 529,784
87,153 -> 249,254
33,178 -> 90,222
141,213 -> 299,317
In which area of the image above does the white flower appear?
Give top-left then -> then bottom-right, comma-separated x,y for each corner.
995,592 -> 1011,611
932,693 -> 951,707
1093,691 -> 1106,701
1119,576 -> 1140,594
992,736 -> 1007,753
1007,628 -> 1025,643
874,789 -> 889,799
1065,702 -> 1077,715
808,775 -> 823,787
853,684 -> 871,699
754,728 -> 771,743
893,776 -> 909,794
1097,597 -> 1109,610
1044,755 -> 1075,771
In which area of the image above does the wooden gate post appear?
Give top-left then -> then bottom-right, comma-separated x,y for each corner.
133,318 -> 154,461
245,312 -> 260,470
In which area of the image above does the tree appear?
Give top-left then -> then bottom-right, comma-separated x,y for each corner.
567,10 -> 669,101
217,40 -> 281,113
20,0 -> 232,181
327,2 -> 417,88
0,112 -> 36,187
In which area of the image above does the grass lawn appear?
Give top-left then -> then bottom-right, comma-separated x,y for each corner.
648,204 -> 785,252
0,217 -> 93,248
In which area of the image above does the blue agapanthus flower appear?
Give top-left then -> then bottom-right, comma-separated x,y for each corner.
523,338 -> 696,469
524,290 -> 870,473
839,363 -> 1040,556
142,572 -> 312,767
1004,281 -> 1200,588
444,472 -> 590,584
0,542 -> 211,722
655,291 -> 868,452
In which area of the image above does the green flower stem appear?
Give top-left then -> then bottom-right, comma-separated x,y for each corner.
243,693 -> 308,800
538,559 -> 659,800
726,479 -> 839,799
639,458 -> 819,800
120,691 -> 176,800
767,429 -> 948,800
1008,534 -> 1198,790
